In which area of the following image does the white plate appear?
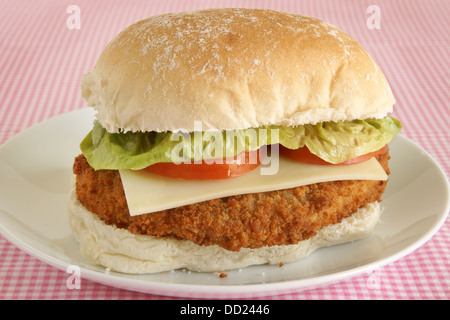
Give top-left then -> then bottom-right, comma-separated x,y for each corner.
0,108 -> 449,298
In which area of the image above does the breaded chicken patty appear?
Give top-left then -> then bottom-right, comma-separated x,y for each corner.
73,151 -> 390,251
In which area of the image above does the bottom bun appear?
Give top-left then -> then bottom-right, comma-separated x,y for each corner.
68,183 -> 382,274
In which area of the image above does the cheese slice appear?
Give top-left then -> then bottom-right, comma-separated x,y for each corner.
119,157 -> 387,216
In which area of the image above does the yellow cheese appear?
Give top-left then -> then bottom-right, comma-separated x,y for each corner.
119,157 -> 388,216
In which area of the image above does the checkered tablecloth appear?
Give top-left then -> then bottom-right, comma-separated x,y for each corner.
1,0 -> 449,299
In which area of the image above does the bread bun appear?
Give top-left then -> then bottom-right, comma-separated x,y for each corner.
68,181 -> 381,274
81,8 -> 395,133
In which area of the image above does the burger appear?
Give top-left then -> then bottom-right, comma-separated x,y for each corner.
69,8 -> 402,274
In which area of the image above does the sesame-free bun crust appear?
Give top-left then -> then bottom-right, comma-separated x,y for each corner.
81,8 -> 395,133
68,181 -> 381,274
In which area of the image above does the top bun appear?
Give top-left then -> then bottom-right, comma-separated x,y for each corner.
81,8 -> 395,133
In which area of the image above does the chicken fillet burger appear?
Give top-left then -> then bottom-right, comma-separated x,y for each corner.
69,8 -> 402,273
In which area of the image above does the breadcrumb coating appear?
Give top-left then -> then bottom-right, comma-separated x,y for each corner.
73,151 -> 389,251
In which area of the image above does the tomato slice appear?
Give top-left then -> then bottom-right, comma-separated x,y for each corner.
144,150 -> 261,180
280,145 -> 388,165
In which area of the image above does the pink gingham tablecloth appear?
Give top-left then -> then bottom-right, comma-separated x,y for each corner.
0,0 -> 449,300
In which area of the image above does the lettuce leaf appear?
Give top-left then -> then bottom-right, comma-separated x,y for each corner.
80,116 -> 401,170
283,117 -> 402,164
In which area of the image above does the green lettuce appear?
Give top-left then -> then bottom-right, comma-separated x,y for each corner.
80,116 -> 401,170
